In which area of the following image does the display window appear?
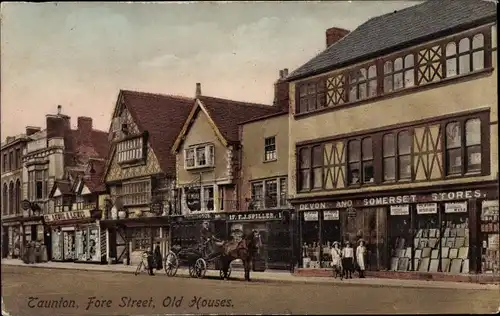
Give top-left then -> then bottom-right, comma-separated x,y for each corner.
131,227 -> 159,251
321,210 -> 341,268
300,211 -> 320,268
442,202 -> 469,273
480,200 -> 499,274
388,205 -> 412,272
51,231 -> 63,260
75,226 -> 100,261
63,231 -> 76,260
414,203 -> 440,273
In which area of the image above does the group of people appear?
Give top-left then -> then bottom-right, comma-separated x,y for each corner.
145,242 -> 164,276
330,240 -> 367,279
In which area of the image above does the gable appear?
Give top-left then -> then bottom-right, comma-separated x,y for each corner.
53,188 -> 62,198
181,108 -> 227,151
81,185 -> 91,195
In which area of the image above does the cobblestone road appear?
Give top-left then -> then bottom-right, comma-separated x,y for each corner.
2,266 -> 499,315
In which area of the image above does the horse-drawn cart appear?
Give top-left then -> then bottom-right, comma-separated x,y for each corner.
163,245 -> 231,279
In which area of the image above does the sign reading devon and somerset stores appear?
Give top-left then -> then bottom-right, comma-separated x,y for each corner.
44,210 -> 92,223
298,189 -> 489,211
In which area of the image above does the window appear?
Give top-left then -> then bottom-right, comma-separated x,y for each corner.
383,131 -> 412,181
184,144 -> 214,169
264,137 -> 277,161
347,140 -> 360,185
298,148 -> 311,191
265,180 -> 278,208
203,186 -> 214,211
121,180 -> 151,206
312,146 -> 323,189
383,134 -> 396,181
8,182 -> 14,215
397,131 -> 412,179
348,138 -> 373,186
250,177 -> 287,209
445,34 -> 485,78
348,67 -> 370,102
15,149 -> 21,169
9,152 -> 13,171
384,54 -> 415,93
131,227 -> 159,251
2,154 -> 6,172
445,118 -> 482,176
298,81 -> 326,113
117,137 -> 143,163
15,180 -> 20,214
35,171 -> 43,200
251,182 -> 264,209
279,178 -> 287,206
2,184 -> 8,215
361,138 -> 374,183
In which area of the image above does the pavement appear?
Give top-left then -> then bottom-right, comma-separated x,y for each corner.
2,265 -> 499,315
1,258 -> 499,290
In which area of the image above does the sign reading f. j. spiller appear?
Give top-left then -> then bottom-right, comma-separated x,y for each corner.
228,212 -> 282,221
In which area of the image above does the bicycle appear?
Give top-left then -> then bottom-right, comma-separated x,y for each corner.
134,251 -> 151,276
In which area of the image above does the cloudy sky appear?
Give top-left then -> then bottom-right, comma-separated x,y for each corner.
1,1 -> 421,136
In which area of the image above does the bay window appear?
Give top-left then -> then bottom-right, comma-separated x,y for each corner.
184,144 -> 214,169
117,137 -> 144,163
122,180 -> 151,206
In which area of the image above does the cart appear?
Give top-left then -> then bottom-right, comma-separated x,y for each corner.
164,244 -> 231,279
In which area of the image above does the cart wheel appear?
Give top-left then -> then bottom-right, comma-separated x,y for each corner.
164,252 -> 178,277
195,258 -> 207,279
134,261 -> 142,276
189,264 -> 196,278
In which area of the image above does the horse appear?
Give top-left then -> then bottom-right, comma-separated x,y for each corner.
219,230 -> 262,281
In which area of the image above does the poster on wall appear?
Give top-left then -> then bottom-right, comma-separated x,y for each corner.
88,228 -> 99,261
482,200 -> 499,217
390,205 -> 410,216
304,211 -> 318,221
323,210 -> 339,220
417,203 -> 438,214
445,202 -> 468,213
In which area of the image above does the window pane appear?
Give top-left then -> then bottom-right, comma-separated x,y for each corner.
398,131 -> 412,155
363,161 -> 374,183
307,97 -> 316,111
446,148 -> 462,174
348,140 -> 360,162
465,119 -> 481,145
348,162 -> 361,185
359,68 -> 367,81
317,93 -> 325,109
394,73 -> 403,90
394,58 -> 403,71
312,146 -> 322,167
446,42 -> 457,57
446,122 -> 462,149
383,157 -> 396,181
308,84 -> 316,95
368,80 -> 377,97
466,145 -> 481,172
472,34 -> 484,49
362,138 -> 372,160
458,38 -> 470,53
404,54 -> 414,68
300,170 -> 310,190
384,61 -> 393,74
300,148 -> 311,168
383,134 -> 395,157
472,51 -> 484,70
492,25 -> 497,49
384,76 -> 393,93
368,65 -> 377,79
398,155 -> 412,179
299,98 -> 308,113
459,55 -> 471,74
446,58 -> 457,77
358,83 -> 367,99
349,86 -> 357,101
404,69 -> 414,87
312,168 -> 323,189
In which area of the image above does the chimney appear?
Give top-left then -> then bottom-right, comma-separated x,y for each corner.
195,83 -> 202,98
77,117 -> 93,146
326,27 -> 350,48
274,69 -> 290,112
57,105 -> 62,115
46,115 -> 67,139
26,126 -> 41,136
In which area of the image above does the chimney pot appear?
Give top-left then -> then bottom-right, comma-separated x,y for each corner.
326,27 -> 350,48
283,68 -> 289,77
57,105 -> 62,115
279,70 -> 284,79
195,83 -> 202,98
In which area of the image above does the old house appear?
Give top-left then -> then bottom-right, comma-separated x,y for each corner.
101,90 -> 193,265
286,0 -> 498,278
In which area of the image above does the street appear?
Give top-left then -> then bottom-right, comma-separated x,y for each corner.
1,266 -> 499,315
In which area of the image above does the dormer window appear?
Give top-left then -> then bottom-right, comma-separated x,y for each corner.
117,137 -> 144,163
184,144 -> 214,169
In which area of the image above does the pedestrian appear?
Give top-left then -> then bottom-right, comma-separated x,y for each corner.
356,239 -> 367,278
341,241 -> 354,279
154,242 -> 163,271
330,241 -> 342,279
146,247 -> 155,276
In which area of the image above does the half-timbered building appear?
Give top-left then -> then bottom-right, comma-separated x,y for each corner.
286,0 -> 498,279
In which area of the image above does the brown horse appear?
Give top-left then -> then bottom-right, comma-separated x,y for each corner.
219,230 -> 262,281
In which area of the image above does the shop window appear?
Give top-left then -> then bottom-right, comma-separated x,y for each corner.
131,227 -> 159,252
445,118 -> 482,176
121,180 -> 151,206
264,137 -> 277,161
202,186 -> 214,211
300,211 -> 320,268
321,210 -> 341,268
298,80 -> 326,114
383,54 -> 415,93
413,204 -> 440,273
480,200 -> 499,274
388,206 -> 412,272
298,148 -> 311,191
117,137 -> 143,163
442,202 -> 470,273
75,226 -> 99,261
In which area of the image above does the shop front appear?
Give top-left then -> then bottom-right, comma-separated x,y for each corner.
1,216 -> 23,258
170,212 -> 227,251
293,181 -> 499,280
44,209 -> 104,263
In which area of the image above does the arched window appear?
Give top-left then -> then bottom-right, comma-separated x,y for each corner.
9,181 -> 14,215
15,180 -> 21,214
2,184 -> 7,216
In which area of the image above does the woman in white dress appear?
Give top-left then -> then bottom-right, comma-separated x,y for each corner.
330,241 -> 343,279
356,239 -> 367,278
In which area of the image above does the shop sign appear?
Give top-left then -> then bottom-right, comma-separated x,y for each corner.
44,210 -> 92,223
445,202 -> 468,213
304,211 -> 318,221
228,212 -> 281,221
417,203 -> 438,214
324,210 -> 339,220
185,187 -> 201,212
482,200 -> 499,216
184,212 -> 213,220
299,202 -> 327,210
390,205 -> 409,216
431,189 -> 484,202
363,195 -> 417,206
347,207 -> 357,218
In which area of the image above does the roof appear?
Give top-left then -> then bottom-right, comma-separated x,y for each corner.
287,0 -> 497,81
172,96 -> 282,152
81,160 -> 107,193
49,180 -> 73,198
116,90 -> 195,176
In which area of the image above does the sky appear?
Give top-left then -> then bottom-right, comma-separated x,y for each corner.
1,1 -> 422,137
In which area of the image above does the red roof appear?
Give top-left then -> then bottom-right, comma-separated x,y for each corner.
198,96 -> 281,143
82,159 -> 107,193
121,90 -> 195,176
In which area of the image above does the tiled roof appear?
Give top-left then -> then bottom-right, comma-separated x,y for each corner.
51,180 -> 73,197
287,0 -> 497,80
82,160 -> 107,193
121,90 -> 195,176
198,96 -> 282,143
